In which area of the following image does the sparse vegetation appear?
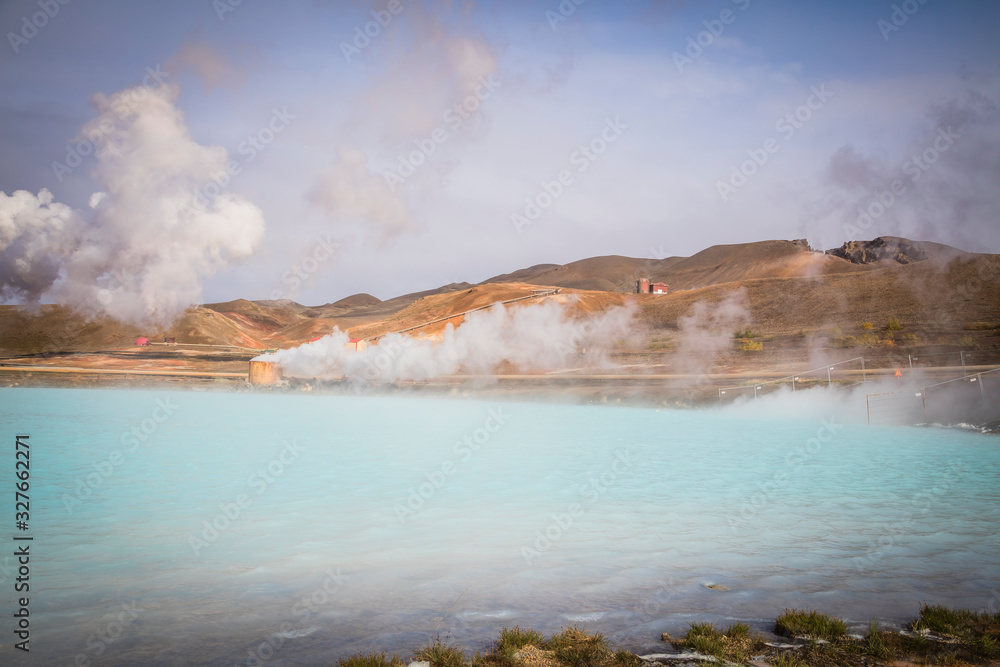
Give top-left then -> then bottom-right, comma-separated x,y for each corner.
739,340 -> 764,352
416,636 -> 466,667
965,321 -> 999,331
915,604 -> 1000,640
885,316 -> 903,331
335,606 -> 1000,667
959,335 -> 977,348
863,620 -> 896,661
733,329 -> 757,339
547,627 -> 611,667
862,321 -> 874,330
775,609 -> 847,639
339,653 -> 406,667
677,621 -> 764,664
498,627 -> 545,652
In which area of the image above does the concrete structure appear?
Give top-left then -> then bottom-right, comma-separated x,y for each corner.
345,338 -> 369,351
249,360 -> 282,385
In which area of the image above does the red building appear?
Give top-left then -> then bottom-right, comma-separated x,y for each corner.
636,279 -> 668,294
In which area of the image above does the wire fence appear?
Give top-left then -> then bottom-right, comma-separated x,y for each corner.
867,368 -> 1000,427
717,349 -> 1000,404
716,350 -> 999,427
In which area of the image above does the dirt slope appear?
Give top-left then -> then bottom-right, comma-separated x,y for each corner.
0,238 -> 991,356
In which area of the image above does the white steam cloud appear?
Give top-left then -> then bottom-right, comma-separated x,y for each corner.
256,299 -> 639,382
674,289 -> 752,377
0,83 -> 266,327
0,188 -> 81,305
309,147 -> 414,239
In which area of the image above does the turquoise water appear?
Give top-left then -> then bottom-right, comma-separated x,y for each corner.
1,387 -> 998,665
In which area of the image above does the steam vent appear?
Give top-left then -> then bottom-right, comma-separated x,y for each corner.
248,360 -> 282,386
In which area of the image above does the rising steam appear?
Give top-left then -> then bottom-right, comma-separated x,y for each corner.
0,83 -> 265,327
674,289 -> 752,377
255,298 -> 639,382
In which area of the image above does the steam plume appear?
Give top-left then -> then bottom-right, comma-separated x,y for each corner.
256,299 -> 639,382
674,289 -> 751,377
1,83 -> 266,327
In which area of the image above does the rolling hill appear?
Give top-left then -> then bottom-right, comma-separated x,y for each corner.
0,237 -> 993,356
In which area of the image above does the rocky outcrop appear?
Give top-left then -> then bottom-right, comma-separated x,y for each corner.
825,236 -> 930,265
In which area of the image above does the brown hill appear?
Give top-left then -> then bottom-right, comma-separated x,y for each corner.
0,238 -> 991,357
636,253 -> 999,335
480,238 -> 971,293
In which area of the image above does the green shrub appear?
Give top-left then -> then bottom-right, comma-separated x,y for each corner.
767,652 -> 803,667
496,627 -> 543,652
415,636 -> 466,667
863,620 -> 895,661
885,317 -> 902,331
724,622 -> 751,638
339,653 -> 405,667
774,609 -> 847,640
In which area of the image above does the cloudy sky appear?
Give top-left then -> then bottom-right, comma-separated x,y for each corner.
1,0 -> 998,322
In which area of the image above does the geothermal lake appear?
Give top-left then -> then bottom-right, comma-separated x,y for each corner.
1,386 -> 999,665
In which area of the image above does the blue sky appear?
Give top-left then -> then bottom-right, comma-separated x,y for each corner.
1,0 -> 998,321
